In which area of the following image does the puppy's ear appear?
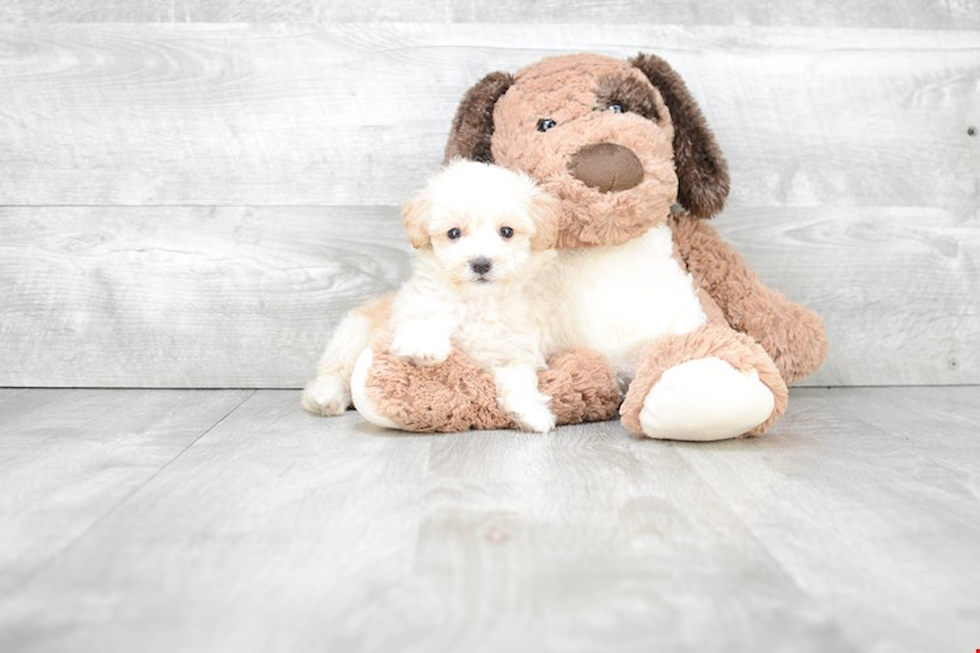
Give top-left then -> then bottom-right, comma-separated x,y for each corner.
443,71 -> 515,164
629,53 -> 730,219
527,191 -> 561,251
401,196 -> 431,249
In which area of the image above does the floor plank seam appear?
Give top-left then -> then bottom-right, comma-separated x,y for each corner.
0,389 -> 258,605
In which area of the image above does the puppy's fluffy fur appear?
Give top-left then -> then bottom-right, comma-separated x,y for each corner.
302,159 -> 561,432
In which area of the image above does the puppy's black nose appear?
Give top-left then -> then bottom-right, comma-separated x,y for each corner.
470,257 -> 493,275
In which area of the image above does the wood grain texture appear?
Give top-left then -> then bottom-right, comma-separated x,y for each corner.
0,389 -> 252,597
0,1 -> 315,22
0,24 -> 975,209
3,0 -> 977,29
413,423 -> 851,653
1,204 -> 976,387
0,390 -> 436,653
0,23 -> 977,387
430,0 -> 980,29
718,206 -> 980,387
0,388 -> 29,402
672,386 -> 980,653
0,206 -> 411,387
0,387 -> 977,652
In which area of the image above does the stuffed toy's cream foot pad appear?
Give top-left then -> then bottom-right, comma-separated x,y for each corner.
638,357 -> 775,441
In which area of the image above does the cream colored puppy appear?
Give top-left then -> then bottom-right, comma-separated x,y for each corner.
302,159 -> 561,432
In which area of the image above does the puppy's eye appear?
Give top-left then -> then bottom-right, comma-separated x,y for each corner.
447,228 -> 461,240
499,226 -> 514,239
608,103 -> 625,113
536,118 -> 557,132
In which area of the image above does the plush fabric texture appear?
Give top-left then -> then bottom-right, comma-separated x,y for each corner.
490,54 -> 678,249
364,334 -> 508,432
365,336 -> 620,432
360,51 -> 826,438
444,72 -> 515,164
628,53 -> 730,219
567,143 -> 645,193
671,215 -> 829,384
619,324 -> 789,437
595,73 -> 663,122
539,348 -> 621,424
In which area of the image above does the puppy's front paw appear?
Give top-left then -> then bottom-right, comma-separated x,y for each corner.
501,394 -> 556,433
301,375 -> 350,417
514,405 -> 557,433
390,329 -> 452,367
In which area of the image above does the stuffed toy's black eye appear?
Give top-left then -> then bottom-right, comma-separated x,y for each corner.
536,118 -> 557,132
608,103 -> 624,113
447,228 -> 461,240
499,226 -> 514,239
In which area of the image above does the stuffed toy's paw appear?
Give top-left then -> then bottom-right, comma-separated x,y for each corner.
349,336 -> 619,433
619,324 -> 789,440
637,358 -> 774,441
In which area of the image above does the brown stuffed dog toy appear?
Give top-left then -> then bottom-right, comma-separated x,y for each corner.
339,52 -> 828,440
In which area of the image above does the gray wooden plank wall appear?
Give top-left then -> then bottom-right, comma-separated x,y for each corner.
0,6 -> 977,388
3,1 -> 979,29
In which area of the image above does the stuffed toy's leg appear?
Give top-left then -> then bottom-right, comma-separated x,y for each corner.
350,335 -> 620,433
619,324 -> 789,441
671,216 -> 828,385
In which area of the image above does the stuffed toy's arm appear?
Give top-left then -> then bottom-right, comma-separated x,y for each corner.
355,339 -> 620,432
671,216 -> 828,384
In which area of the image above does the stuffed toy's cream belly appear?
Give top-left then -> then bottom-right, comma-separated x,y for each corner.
554,225 -> 707,388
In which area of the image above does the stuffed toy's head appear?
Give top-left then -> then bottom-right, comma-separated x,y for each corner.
444,53 -> 731,248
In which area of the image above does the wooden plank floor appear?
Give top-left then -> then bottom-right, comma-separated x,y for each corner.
0,387 -> 977,653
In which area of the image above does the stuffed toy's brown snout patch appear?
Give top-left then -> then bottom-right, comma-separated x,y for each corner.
567,142 -> 645,193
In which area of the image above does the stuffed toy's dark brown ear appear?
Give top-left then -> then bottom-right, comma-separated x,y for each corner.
443,71 -> 515,164
629,53 -> 730,219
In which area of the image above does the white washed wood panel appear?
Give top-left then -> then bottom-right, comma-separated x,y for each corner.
0,1 -> 315,22
0,24 -> 975,209
0,388 -> 251,596
0,23 -> 977,387
717,206 -> 980,387
1,204 -> 976,387
0,388 -> 28,402
0,392 -> 439,653
671,386 -> 980,653
320,0 -> 980,29
3,0 -> 977,29
1,388 -> 977,652
0,390 -> 843,653
0,206 -> 412,387
436,0 -> 980,29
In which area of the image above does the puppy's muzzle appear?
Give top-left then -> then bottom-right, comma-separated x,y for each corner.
470,257 -> 493,276
568,143 -> 644,193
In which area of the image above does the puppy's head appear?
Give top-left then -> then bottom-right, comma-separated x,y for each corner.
402,160 -> 559,287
